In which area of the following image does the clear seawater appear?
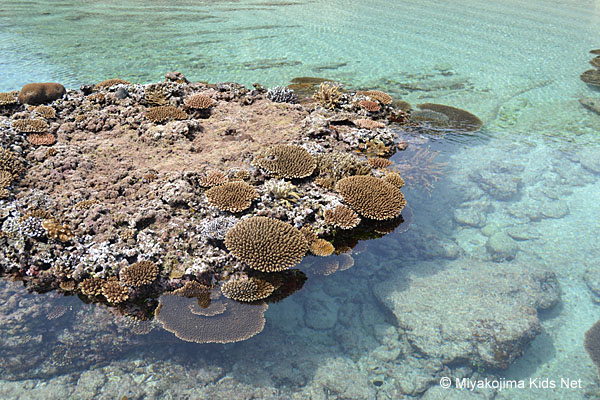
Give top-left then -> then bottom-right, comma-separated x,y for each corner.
1,0 -> 600,399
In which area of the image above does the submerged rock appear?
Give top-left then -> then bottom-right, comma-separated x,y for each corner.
374,259 -> 559,369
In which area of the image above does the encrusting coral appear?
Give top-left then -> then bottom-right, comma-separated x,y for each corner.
221,276 -> 275,302
253,144 -> 316,179
324,205 -> 361,229
310,238 -> 335,257
205,181 -> 258,213
145,105 -> 188,123
313,82 -> 342,109
11,118 -> 48,133
94,79 -> 130,89
119,260 -> 159,287
225,216 -> 308,272
336,175 -> 406,220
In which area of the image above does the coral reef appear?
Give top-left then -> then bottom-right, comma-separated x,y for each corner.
324,205 -> 361,229
11,118 -> 48,133
41,218 -> 73,242
80,277 -> 104,297
18,82 -> 66,105
225,216 -> 308,272
358,100 -> 380,112
356,90 -> 393,105
94,79 -> 130,89
316,151 -> 371,181
395,147 -> 448,193
581,69 -> 600,87
221,276 -> 275,302
101,279 -> 130,304
205,181 -> 258,213
0,92 -> 18,106
253,144 -> 316,179
367,156 -> 393,169
383,171 -> 405,188
184,93 -> 213,109
198,170 -> 228,187
144,87 -> 170,106
31,105 -> 56,119
266,86 -> 298,103
145,105 -> 188,123
309,238 -> 335,256
313,82 -> 342,109
416,103 -> 483,132
119,261 -> 159,287
336,175 -> 406,220
27,133 -> 56,146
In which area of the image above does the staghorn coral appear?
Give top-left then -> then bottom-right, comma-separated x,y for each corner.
0,92 -> 17,106
336,175 -> 406,220
324,205 -> 361,229
144,87 -> 170,106
383,172 -> 405,188
31,105 -> 56,119
145,105 -> 187,123
119,260 -> 159,287
205,181 -> 258,213
95,79 -> 130,89
417,103 -> 482,132
18,82 -> 66,105
585,320 -> 600,372
313,82 -> 342,109
310,238 -> 335,257
368,157 -> 393,169
395,147 -> 448,193
221,276 -> 275,302
80,277 -> 104,296
198,170 -> 228,187
156,294 -> 268,343
225,216 -> 308,272
265,179 -> 302,207
316,151 -> 372,181
358,100 -> 380,112
357,90 -> 393,105
41,218 -> 73,242
184,94 -> 213,109
27,133 -> 56,146
101,279 -> 130,304
266,86 -> 298,103
253,144 -> 316,179
353,118 -> 385,130
12,118 -> 48,133
300,225 -> 318,245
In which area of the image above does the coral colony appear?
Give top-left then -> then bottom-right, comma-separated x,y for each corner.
0,72 -> 481,343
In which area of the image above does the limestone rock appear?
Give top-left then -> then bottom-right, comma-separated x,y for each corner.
18,82 -> 66,105
486,232 -> 518,261
303,290 -> 339,330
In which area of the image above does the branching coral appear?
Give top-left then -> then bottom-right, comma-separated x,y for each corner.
145,87 -> 170,106
225,216 -> 308,272
101,279 -> 130,304
313,82 -> 342,109
80,277 -> 103,296
367,157 -> 393,169
266,86 -> 298,103
119,260 -> 159,287
95,79 -> 130,89
74,199 -> 100,210
253,145 -> 316,179
265,179 -> 302,208
336,175 -> 406,220
324,205 -> 361,229
145,105 -> 187,123
205,181 -> 258,213
41,218 -> 73,242
300,225 -> 318,245
31,105 -> 56,119
221,276 -> 275,302
12,118 -> 48,133
394,147 -> 448,193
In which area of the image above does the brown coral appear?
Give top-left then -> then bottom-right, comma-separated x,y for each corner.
357,90 -> 393,105
591,56 -> 600,69
581,69 -> 600,87
27,133 -> 56,146
358,100 -> 381,112
205,181 -> 258,213
79,277 -> 103,296
221,277 -> 275,302
225,216 -> 308,272
198,170 -> 228,187
145,87 -> 170,106
585,320 -> 600,371
173,280 -> 211,298
316,152 -> 372,181
31,105 -> 56,119
336,175 -> 406,220
41,218 -> 73,242
119,260 -> 159,287
0,148 -> 25,178
95,79 -> 130,89
300,225 -> 318,245
417,103 -> 482,132
145,105 -> 187,123
156,294 -> 268,343
101,279 -> 129,304
87,93 -> 105,103
0,171 -> 13,189
12,118 -> 48,133
313,82 -> 342,109
353,118 -> 385,130
253,144 -> 316,179
314,176 -> 336,190
185,94 -> 214,109
383,172 -> 405,188
324,205 -> 361,230
310,239 -> 335,257
230,169 -> 251,181
18,82 -> 66,105
368,157 -> 393,169
74,199 -> 99,210
0,92 -> 17,106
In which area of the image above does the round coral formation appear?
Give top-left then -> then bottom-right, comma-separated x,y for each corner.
253,144 -> 316,179
221,277 -> 275,302
324,205 -> 361,229
119,260 -> 159,287
225,216 -> 308,272
310,238 -> 335,257
12,118 -> 48,133
185,94 -> 213,109
18,82 -> 66,105
198,170 -> 228,187
27,133 -> 56,146
417,103 -> 483,132
205,181 -> 258,213
384,172 -> 405,188
367,157 -> 393,169
145,105 -> 188,123
358,100 -> 381,112
101,279 -> 129,304
357,90 -> 393,105
79,277 -> 103,296
336,175 -> 406,220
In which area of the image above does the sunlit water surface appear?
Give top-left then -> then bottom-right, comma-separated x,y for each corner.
1,0 -> 600,399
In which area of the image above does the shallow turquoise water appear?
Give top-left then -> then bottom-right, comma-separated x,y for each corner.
1,0 -> 600,399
